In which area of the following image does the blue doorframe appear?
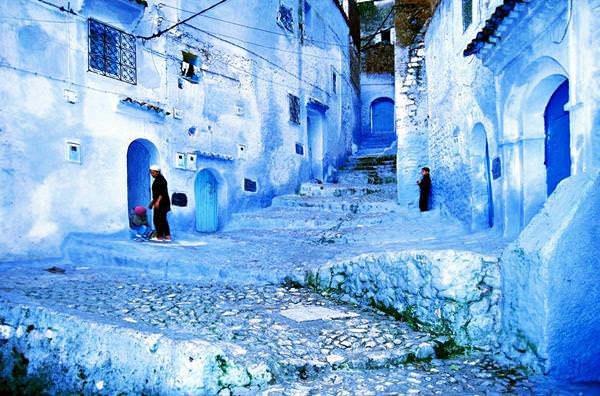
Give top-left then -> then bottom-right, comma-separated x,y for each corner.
195,170 -> 218,233
544,80 -> 571,196
127,139 -> 158,218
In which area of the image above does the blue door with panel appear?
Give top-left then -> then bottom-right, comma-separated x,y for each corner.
544,80 -> 571,196
195,170 -> 218,232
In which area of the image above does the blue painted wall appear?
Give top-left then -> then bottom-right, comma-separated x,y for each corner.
0,0 -> 360,259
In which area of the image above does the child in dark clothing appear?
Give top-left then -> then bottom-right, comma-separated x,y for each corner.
417,167 -> 431,212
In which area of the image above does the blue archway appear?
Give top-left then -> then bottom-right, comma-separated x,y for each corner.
544,80 -> 571,196
127,139 -> 159,216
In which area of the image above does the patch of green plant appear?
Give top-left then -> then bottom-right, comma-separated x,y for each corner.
0,348 -> 51,395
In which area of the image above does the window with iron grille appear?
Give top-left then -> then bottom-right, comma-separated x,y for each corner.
462,0 -> 473,31
88,19 -> 137,84
288,94 -> 300,124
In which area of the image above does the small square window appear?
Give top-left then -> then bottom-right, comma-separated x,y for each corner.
492,157 -> 502,180
295,143 -> 304,156
88,19 -> 136,84
244,178 -> 257,193
65,142 -> 81,163
186,153 -> 197,170
175,152 -> 186,169
288,94 -> 300,125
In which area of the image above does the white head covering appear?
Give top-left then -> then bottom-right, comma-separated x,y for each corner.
149,164 -> 161,172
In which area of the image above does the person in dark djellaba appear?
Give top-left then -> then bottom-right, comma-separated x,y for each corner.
148,164 -> 172,241
417,167 -> 431,212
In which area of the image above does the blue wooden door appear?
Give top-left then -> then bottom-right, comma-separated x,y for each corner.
195,171 -> 218,232
371,98 -> 394,136
544,81 -> 571,196
127,141 -> 151,212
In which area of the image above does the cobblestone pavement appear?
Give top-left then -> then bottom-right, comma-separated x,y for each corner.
1,267 -> 581,395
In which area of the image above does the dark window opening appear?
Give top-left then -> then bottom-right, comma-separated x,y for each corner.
288,94 -> 301,124
332,70 -> 337,95
295,143 -> 304,155
462,0 -> 473,31
244,178 -> 257,192
381,29 -> 391,44
88,19 -> 136,84
492,157 -> 501,180
181,51 -> 200,83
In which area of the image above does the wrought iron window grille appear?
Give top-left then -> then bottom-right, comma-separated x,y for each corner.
288,94 -> 301,125
88,19 -> 137,85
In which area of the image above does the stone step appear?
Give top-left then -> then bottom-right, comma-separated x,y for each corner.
299,183 -> 395,198
339,166 -> 396,174
355,147 -> 396,156
227,207 -> 343,230
271,195 -> 400,214
338,172 -> 396,188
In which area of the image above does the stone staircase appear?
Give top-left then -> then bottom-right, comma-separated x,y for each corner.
227,150 -> 398,232
355,134 -> 397,156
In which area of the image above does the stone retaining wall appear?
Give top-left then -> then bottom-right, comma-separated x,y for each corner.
0,294 -> 271,395
304,250 -> 501,352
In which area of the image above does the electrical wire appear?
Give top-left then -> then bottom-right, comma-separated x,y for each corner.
157,15 -> 342,62
167,34 -> 305,92
139,0 -> 232,40
173,24 -> 329,95
157,2 -> 349,48
361,5 -> 395,49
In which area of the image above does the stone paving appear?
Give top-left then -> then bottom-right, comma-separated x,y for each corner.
2,151 -> 591,394
2,266 -> 588,395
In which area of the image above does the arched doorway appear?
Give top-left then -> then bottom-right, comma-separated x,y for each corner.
470,124 -> 493,230
370,97 -> 394,136
195,169 -> 218,232
127,139 -> 159,216
544,80 -> 571,196
307,104 -> 326,181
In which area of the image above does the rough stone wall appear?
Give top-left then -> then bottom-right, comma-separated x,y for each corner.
0,295 -> 272,394
395,26 -> 430,207
305,250 -> 502,351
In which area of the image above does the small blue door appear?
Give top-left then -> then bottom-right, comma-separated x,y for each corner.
371,97 -> 394,136
195,170 -> 218,232
544,80 -> 571,196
